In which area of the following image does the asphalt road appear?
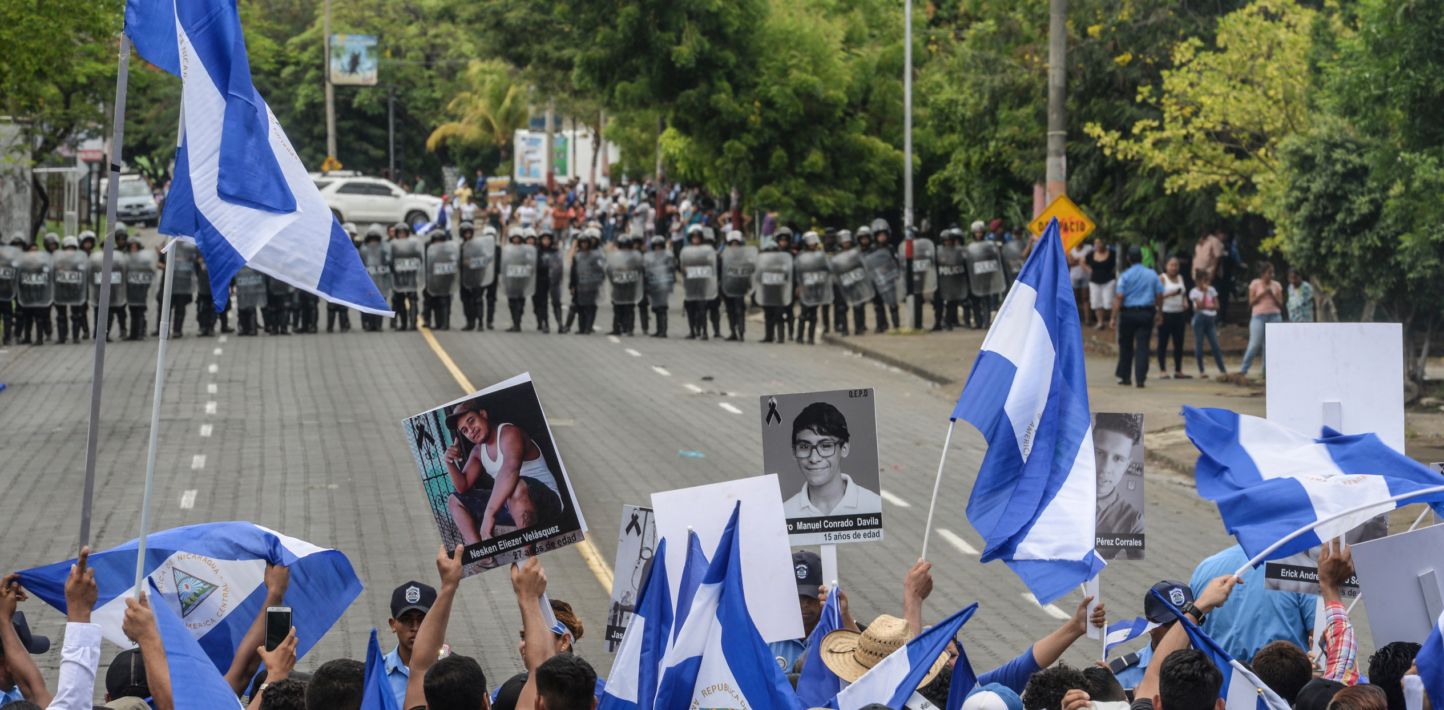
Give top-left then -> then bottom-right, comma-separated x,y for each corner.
0,258 -> 1353,699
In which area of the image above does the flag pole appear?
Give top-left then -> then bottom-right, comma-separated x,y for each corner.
1231,486 -> 1444,579
919,419 -> 957,560
79,33 -> 133,551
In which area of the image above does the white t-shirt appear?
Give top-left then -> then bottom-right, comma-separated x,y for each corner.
1189,286 -> 1218,316
782,473 -> 883,518
1069,245 -> 1093,282
516,205 -> 537,227
459,202 -> 478,223
1161,273 -> 1187,313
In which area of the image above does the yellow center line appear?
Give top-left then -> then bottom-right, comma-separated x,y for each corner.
418,326 -> 614,594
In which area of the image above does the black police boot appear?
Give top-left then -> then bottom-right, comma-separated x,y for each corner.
653,310 -> 667,338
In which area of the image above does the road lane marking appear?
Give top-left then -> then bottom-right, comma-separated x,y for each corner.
607,335 -> 621,344
880,490 -> 911,507
1023,593 -> 1073,620
684,384 -> 703,393
652,366 -> 671,376
418,326 -> 612,592
213,348 -> 223,355
204,402 -> 217,414
935,529 -> 979,555
191,454 -> 206,470
208,363 -> 219,374
199,424 -> 213,437
207,383 -> 217,394
719,402 -> 743,414
625,348 -> 642,357
218,335 -> 227,343
180,490 -> 197,509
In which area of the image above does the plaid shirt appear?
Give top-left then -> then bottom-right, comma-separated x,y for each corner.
1323,600 -> 1360,684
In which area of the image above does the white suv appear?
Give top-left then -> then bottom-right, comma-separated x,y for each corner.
312,173 -> 442,226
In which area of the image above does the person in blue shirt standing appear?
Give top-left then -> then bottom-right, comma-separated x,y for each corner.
383,580 -> 435,708
1189,545 -> 1314,663
1110,245 -> 1165,387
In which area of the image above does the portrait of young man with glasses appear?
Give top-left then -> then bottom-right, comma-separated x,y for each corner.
780,401 -> 883,520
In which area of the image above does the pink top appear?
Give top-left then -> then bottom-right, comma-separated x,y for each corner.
1249,279 -> 1283,316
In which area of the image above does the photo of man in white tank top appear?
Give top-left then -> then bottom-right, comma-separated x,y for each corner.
442,398 -> 565,547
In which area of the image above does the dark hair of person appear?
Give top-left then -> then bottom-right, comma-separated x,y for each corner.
1328,684 -> 1389,710
792,402 -> 850,445
304,658 -> 365,710
1288,267 -> 1302,279
1195,268 -> 1212,282
1258,261 -> 1274,276
1094,413 -> 1142,446
534,653 -> 598,710
1022,662 -> 1088,710
425,654 -> 489,710
261,678 -> 310,710
1158,649 -> 1224,710
1367,642 -> 1421,710
1251,641 -> 1313,705
551,598 -> 585,643
1,702 -> 42,710
1082,664 -> 1128,703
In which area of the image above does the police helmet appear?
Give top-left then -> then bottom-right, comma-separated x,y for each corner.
701,227 -> 717,245
61,236 -> 79,249
650,236 -> 667,250
971,220 -> 986,233
870,218 -> 890,234
394,222 -> 412,236
726,230 -> 744,245
113,223 -> 129,238
687,223 -> 704,236
44,233 -> 60,247
837,229 -> 854,247
856,225 -> 872,238
481,225 -> 498,238
802,231 -> 821,247
428,228 -> 449,242
78,230 -> 97,245
342,222 -> 359,236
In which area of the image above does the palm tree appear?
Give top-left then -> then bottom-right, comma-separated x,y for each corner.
427,59 -> 530,164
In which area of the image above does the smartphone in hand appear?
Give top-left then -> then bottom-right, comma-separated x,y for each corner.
265,606 -> 292,651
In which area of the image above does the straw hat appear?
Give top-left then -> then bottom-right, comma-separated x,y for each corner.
818,615 -> 948,686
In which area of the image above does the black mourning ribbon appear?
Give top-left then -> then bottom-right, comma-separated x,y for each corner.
765,397 -> 782,425
626,511 -> 642,536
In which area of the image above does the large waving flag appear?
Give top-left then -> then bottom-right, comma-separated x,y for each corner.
653,504 -> 802,710
16,522 -> 361,671
123,0 -> 391,315
1104,617 -> 1157,657
1184,407 -> 1444,562
149,578 -> 247,710
952,217 -> 1104,605
794,583 -> 844,708
362,628 -> 403,710
832,604 -> 978,710
1149,589 -> 1289,710
1417,610 -> 1444,710
600,538 -> 673,710
672,530 -> 709,644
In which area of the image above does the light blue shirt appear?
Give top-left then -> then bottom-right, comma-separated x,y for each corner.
1115,263 -> 1164,308
1189,545 -> 1315,663
768,637 -> 809,673
0,687 -> 24,705
1112,642 -> 1154,689
384,645 -> 410,708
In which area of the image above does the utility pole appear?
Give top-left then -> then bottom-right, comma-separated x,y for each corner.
323,0 -> 337,167
903,0 -> 913,233
1045,0 -> 1067,203
544,99 -> 555,192
388,85 -> 395,182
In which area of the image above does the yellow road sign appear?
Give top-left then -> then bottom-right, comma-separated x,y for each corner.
320,155 -> 343,173
1028,194 -> 1096,251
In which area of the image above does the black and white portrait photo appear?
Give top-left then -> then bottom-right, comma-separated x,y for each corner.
1093,412 -> 1145,560
759,389 -> 883,546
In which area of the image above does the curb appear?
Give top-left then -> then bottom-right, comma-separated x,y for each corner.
819,333 -> 955,386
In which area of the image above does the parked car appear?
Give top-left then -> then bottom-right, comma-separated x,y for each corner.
100,175 -> 159,227
311,172 -> 441,226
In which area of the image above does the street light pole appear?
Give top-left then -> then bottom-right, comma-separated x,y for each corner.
1045,0 -> 1067,203
903,0 -> 913,232
323,0 -> 337,163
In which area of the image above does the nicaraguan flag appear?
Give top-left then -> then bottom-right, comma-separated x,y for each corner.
653,504 -> 802,710
1105,617 -> 1157,658
149,578 -> 246,709
16,522 -> 361,672
415,200 -> 448,236
952,217 -> 1105,605
672,529 -> 709,644
1149,589 -> 1289,710
123,0 -> 391,315
362,628 -> 403,710
1416,610 -> 1444,710
944,639 -> 981,710
599,537 -> 673,710
833,604 -> 978,710
1185,407 -> 1444,562
794,583 -> 844,708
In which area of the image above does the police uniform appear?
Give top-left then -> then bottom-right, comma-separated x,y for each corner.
767,550 -> 824,673
385,581 -> 437,708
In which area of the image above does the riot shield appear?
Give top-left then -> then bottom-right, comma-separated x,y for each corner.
754,251 -> 794,307
936,244 -> 970,302
88,251 -> 127,307
15,252 -> 53,308
266,273 -> 295,297
829,247 -> 876,306
126,250 -> 157,304
606,250 -> 644,305
863,248 -> 901,305
966,241 -> 1006,296
168,240 -> 198,296
795,251 -> 832,307
643,250 -> 675,304
501,243 -> 537,299
573,251 -> 606,306
904,238 -> 937,295
540,249 -> 564,303
362,241 -> 393,296
426,242 -> 460,296
720,245 -> 759,298
1001,240 -> 1026,285
679,245 -> 717,302
390,237 -> 424,293
0,245 -> 18,302
51,250 -> 89,306
234,267 -> 268,310
460,235 -> 496,289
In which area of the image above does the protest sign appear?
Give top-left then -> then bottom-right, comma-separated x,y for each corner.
651,474 -> 804,643
1353,524 -> 1444,647
402,373 -> 587,578
1266,323 -> 1404,452
1093,413 -> 1145,560
1263,515 -> 1386,596
605,505 -> 657,651
759,388 -> 883,546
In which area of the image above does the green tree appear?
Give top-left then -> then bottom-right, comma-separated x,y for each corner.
426,60 -> 530,167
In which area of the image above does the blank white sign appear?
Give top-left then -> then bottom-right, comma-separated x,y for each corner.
1266,323 -> 1404,452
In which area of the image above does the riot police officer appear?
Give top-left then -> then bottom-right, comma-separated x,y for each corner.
535,230 -> 561,333
772,228 -> 796,340
644,236 -> 675,338
720,230 -> 756,342
484,225 -> 502,330
703,228 -> 723,339
77,231 -> 99,341
389,222 -> 421,331
853,226 -> 873,333
195,255 -> 217,337
358,224 -> 391,332
756,240 -> 793,344
263,272 -> 295,335
16,241 -> 53,344
0,235 -> 21,345
565,229 -> 605,335
794,232 -> 831,345
457,222 -> 481,330
679,225 -> 717,340
423,228 -> 459,330
51,236 -> 88,344
606,234 -> 645,336
868,220 -> 901,333
501,229 -> 537,332
125,240 -> 156,341
829,230 -> 853,335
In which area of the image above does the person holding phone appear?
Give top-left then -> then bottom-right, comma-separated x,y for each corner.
443,399 -> 564,547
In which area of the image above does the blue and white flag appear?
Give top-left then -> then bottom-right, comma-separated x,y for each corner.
944,639 -> 981,710
1185,407 -> 1444,562
672,530 -> 709,644
653,504 -> 802,710
952,217 -> 1105,605
123,0 -> 391,315
16,522 -> 361,672
794,583 -> 844,708
362,628 -> 403,710
414,200 -> 448,236
149,578 -> 245,710
1416,610 -> 1444,710
1104,617 -> 1157,658
1148,589 -> 1289,710
600,538 -> 673,710
833,604 -> 978,710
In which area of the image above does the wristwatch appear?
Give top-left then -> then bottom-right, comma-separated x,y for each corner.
1180,602 -> 1205,625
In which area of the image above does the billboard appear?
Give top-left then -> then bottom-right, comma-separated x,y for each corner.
330,34 -> 378,86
